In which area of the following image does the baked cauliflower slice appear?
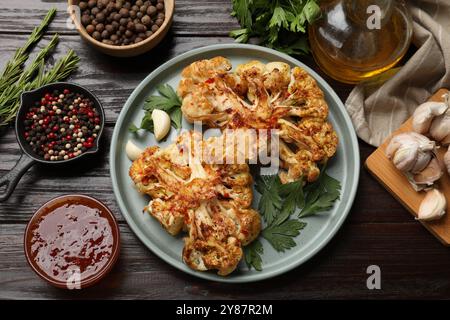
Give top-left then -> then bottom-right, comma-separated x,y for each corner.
178,57 -> 338,184
129,131 -> 261,275
183,199 -> 260,276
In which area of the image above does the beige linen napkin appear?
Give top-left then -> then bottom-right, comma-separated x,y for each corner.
345,0 -> 450,147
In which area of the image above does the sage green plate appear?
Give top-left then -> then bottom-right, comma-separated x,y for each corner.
110,44 -> 360,283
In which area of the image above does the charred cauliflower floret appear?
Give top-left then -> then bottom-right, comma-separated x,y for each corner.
178,57 -> 338,184
183,199 -> 260,276
129,131 -> 261,275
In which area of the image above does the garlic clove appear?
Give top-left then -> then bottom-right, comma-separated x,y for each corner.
413,157 -> 444,186
444,147 -> 450,176
429,111 -> 450,145
412,101 -> 448,134
152,109 -> 171,141
392,145 -> 419,172
417,189 -> 447,221
411,150 -> 432,173
126,140 -> 144,161
441,134 -> 450,146
386,132 -> 435,173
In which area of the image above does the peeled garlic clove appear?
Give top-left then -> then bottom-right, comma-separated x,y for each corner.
430,111 -> 450,145
152,109 -> 171,141
412,101 -> 448,134
413,157 -> 444,186
126,140 -> 143,161
444,147 -> 450,176
417,189 -> 447,221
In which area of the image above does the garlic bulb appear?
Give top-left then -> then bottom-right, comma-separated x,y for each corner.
417,189 -> 447,221
126,140 -> 144,161
152,109 -> 171,141
412,101 -> 448,134
386,132 -> 435,173
445,147 -> 450,176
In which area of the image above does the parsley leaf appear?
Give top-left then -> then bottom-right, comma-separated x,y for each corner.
144,84 -> 181,112
299,172 -> 341,218
230,0 -> 321,55
170,107 -> 182,130
273,178 -> 304,225
129,84 -> 182,134
140,112 -> 154,132
256,175 -> 283,225
128,123 -> 139,133
262,219 -> 307,252
244,239 -> 263,271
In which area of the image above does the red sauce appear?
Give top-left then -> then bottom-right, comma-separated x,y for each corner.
26,196 -> 118,286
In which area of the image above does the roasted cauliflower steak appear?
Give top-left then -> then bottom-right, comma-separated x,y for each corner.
129,131 -> 261,276
178,57 -> 338,183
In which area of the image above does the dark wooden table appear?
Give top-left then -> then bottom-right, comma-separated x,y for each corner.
1,0 -> 450,300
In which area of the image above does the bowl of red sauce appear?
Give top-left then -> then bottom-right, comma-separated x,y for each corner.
24,194 -> 120,289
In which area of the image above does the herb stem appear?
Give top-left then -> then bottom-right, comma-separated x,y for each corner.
0,8 -> 56,94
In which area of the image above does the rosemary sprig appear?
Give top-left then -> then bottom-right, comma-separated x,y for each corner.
0,34 -> 60,123
0,50 -> 80,126
33,49 -> 80,87
0,8 -> 56,94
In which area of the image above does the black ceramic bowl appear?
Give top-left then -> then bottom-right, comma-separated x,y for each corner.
0,82 -> 105,202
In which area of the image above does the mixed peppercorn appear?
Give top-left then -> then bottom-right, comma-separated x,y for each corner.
79,0 -> 166,46
23,89 -> 101,161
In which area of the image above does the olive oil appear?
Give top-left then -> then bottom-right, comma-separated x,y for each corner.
309,0 -> 412,84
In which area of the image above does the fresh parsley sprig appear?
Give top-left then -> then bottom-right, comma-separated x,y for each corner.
245,164 -> 341,271
230,0 -> 321,55
129,84 -> 182,134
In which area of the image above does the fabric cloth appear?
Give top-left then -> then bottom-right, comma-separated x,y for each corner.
345,0 -> 450,146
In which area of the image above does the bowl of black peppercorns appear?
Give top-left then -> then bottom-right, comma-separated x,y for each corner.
68,0 -> 174,57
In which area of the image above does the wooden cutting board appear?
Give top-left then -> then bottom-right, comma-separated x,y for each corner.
366,88 -> 450,246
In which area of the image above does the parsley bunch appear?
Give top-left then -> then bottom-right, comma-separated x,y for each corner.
129,84 -> 182,134
230,0 -> 321,55
245,165 -> 341,271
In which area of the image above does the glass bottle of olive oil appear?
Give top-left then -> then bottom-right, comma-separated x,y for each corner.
309,0 -> 412,84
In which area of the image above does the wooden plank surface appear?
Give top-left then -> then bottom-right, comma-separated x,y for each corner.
366,89 -> 450,246
1,0 -> 450,300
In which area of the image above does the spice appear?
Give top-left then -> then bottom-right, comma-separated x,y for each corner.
23,89 -> 101,161
0,9 -> 79,127
79,0 -> 166,46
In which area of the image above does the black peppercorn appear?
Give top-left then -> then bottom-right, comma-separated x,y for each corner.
135,23 -> 146,33
96,23 -> 105,32
88,0 -> 96,9
141,15 -> 151,25
101,30 -> 110,39
79,1 -> 88,10
92,31 -> 101,40
119,8 -> 129,17
96,12 -> 105,22
81,15 -> 91,26
147,5 -> 156,16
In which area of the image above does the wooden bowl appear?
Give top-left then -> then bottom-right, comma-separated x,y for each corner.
68,0 -> 174,57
